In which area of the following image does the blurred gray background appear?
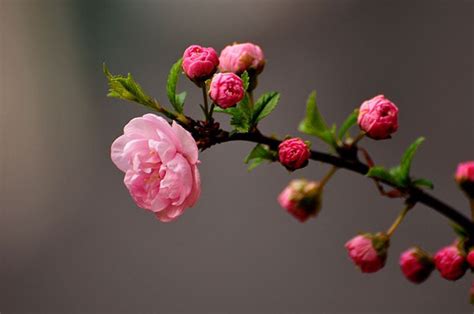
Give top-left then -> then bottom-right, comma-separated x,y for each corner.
1,0 -> 473,312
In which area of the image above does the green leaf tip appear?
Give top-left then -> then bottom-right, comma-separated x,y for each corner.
251,91 -> 280,126
298,91 -> 336,148
400,136 -> 425,180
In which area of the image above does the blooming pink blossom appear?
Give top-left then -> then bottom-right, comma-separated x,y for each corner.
278,138 -> 310,171
357,95 -> 399,140
182,45 -> 219,82
434,245 -> 467,281
399,247 -> 434,284
209,72 -> 245,109
345,233 -> 389,273
278,179 -> 322,222
111,114 -> 201,222
219,42 -> 265,74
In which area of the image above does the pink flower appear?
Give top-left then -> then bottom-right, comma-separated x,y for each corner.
278,138 -> 310,171
434,245 -> 467,281
357,95 -> 399,140
467,248 -> 474,268
111,114 -> 201,222
209,73 -> 245,109
278,179 -> 322,222
219,42 -> 265,74
345,233 -> 389,273
182,45 -> 219,82
455,161 -> 474,198
399,247 -> 434,284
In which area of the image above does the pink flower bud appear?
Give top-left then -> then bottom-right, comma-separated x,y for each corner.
219,42 -> 265,74
357,95 -> 399,140
345,233 -> 389,273
278,179 -> 322,222
455,161 -> 474,199
182,45 -> 219,82
467,248 -> 474,268
278,138 -> 310,171
399,247 -> 434,284
434,245 -> 467,281
209,73 -> 245,109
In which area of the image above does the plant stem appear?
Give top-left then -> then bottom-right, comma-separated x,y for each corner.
387,204 -> 413,237
320,166 -> 338,187
202,85 -> 209,121
470,199 -> 474,221
351,131 -> 366,147
248,91 -> 254,110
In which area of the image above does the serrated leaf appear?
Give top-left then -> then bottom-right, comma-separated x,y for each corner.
338,109 -> 359,140
166,58 -> 184,113
298,91 -> 336,147
230,109 -> 250,133
244,144 -> 276,171
412,178 -> 434,189
215,95 -> 252,132
250,92 -> 280,126
400,137 -> 425,180
241,71 -> 250,91
103,63 -> 151,106
367,166 -> 399,186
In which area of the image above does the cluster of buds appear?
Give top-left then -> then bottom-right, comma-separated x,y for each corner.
182,42 -> 265,109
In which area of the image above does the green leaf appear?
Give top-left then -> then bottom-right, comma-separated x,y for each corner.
412,178 -> 434,189
399,137 -> 425,180
298,91 -> 336,147
215,95 -> 253,133
230,108 -> 250,133
337,109 -> 359,140
176,91 -> 187,109
241,71 -> 250,91
244,144 -> 277,171
367,166 -> 399,186
166,58 -> 184,113
103,63 -> 152,106
250,92 -> 280,126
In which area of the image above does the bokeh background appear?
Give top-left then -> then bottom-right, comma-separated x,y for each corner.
1,0 -> 473,312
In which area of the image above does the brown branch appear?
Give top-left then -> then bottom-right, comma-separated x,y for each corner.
207,129 -> 474,236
